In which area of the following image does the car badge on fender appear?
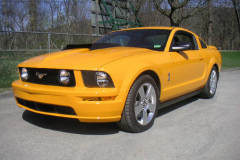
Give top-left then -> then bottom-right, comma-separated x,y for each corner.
36,72 -> 47,79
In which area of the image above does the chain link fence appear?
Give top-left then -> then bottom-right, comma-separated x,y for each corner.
0,31 -> 101,88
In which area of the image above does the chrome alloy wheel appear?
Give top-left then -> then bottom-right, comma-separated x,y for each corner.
134,83 -> 157,125
210,70 -> 218,95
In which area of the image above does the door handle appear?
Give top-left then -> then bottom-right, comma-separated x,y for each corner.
198,55 -> 203,61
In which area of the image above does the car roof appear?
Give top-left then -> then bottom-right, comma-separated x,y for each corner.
104,26 -> 199,41
115,27 -> 197,35
117,26 -> 175,31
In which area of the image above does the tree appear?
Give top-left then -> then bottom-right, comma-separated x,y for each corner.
207,0 -> 213,45
133,0 -> 145,16
28,0 -> 38,31
231,0 -> 240,48
1,0 -> 16,31
153,0 -> 210,26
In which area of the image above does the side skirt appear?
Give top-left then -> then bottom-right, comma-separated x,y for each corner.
158,89 -> 203,110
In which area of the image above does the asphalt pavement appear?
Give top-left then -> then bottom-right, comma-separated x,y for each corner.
0,69 -> 240,160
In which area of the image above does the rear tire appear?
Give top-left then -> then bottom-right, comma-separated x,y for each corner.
199,66 -> 219,99
117,75 -> 159,132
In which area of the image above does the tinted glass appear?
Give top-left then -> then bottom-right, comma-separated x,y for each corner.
200,39 -> 207,48
92,29 -> 171,51
172,32 -> 199,50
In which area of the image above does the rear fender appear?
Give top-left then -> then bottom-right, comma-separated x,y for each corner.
204,56 -> 220,85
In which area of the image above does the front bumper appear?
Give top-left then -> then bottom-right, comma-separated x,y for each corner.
12,80 -> 126,122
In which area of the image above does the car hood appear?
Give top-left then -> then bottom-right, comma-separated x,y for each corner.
18,47 -> 151,70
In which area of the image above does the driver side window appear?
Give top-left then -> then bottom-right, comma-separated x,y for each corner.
172,32 -> 199,50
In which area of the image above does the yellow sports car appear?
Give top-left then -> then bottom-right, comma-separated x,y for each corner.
12,27 -> 222,132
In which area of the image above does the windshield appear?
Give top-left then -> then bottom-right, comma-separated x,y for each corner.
91,29 -> 171,51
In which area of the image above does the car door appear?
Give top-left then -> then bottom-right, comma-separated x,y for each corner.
170,31 -> 206,97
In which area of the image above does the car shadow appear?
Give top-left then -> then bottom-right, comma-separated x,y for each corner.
157,96 -> 199,117
179,51 -> 189,60
22,96 -> 199,135
22,111 -> 120,135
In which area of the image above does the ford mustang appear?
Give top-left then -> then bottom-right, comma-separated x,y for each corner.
12,27 -> 222,132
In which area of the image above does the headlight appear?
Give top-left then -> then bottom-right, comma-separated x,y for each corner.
96,72 -> 109,87
59,70 -> 71,85
21,68 -> 28,81
81,71 -> 114,88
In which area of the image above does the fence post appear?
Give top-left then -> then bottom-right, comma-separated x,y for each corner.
48,33 -> 51,53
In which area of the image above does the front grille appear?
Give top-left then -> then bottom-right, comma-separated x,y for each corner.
19,68 -> 76,87
16,97 -> 76,115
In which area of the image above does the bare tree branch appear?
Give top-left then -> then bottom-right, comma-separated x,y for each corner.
152,0 -> 170,17
231,0 -> 240,38
135,0 -> 144,15
153,0 -> 209,26
168,0 -> 190,9
180,2 -> 209,21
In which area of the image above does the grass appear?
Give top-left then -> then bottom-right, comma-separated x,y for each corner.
220,51 -> 240,69
0,88 -> 11,93
0,50 -> 240,92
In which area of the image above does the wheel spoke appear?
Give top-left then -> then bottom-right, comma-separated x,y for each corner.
135,105 -> 142,117
138,85 -> 146,100
134,100 -> 139,106
147,103 -> 156,112
142,110 -> 148,125
146,85 -> 154,101
212,71 -> 216,78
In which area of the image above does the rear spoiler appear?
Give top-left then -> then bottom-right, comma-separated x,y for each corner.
62,44 -> 92,50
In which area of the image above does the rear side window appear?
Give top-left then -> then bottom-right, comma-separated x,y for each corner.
199,39 -> 207,48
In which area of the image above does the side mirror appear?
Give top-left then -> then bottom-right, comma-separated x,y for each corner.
172,42 -> 192,51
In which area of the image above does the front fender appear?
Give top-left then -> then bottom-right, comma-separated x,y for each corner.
98,56 -> 163,106
121,61 -> 161,89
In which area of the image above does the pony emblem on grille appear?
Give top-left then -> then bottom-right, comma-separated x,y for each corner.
36,72 -> 47,79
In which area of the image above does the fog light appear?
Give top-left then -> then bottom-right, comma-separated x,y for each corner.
82,97 -> 116,101
59,70 -> 70,85
21,68 -> 28,81
101,97 -> 116,101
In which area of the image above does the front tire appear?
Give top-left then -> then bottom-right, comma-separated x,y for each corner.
199,66 -> 219,99
117,75 -> 159,132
